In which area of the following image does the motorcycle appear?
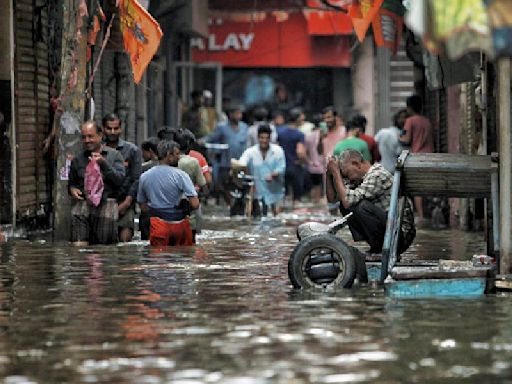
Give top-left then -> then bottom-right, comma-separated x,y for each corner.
229,170 -> 259,217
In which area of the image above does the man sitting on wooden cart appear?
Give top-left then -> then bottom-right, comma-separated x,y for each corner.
326,149 -> 416,256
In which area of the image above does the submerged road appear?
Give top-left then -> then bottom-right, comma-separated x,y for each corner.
0,205 -> 511,383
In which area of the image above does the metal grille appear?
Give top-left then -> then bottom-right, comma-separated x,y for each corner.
424,88 -> 448,154
14,0 -> 51,222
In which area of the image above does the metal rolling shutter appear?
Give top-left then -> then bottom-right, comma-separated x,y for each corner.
14,0 -> 50,218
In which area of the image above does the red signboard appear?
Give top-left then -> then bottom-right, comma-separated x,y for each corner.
305,0 -> 353,35
191,11 -> 352,68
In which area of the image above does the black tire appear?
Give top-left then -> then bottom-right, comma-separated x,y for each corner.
288,234 -> 356,289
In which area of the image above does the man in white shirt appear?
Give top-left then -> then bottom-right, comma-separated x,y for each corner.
237,124 -> 286,216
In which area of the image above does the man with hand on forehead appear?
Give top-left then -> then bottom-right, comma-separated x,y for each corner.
326,149 -> 415,256
68,121 -> 125,245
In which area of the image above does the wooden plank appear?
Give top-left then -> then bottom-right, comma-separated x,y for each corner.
17,63 -> 36,72
18,115 -> 37,124
16,46 -> 35,57
17,172 -> 37,181
390,265 -> 491,280
36,71 -> 50,79
16,125 -> 37,133
385,278 -> 487,298
403,158 -> 493,171
36,83 -> 49,93
18,153 -> 38,162
17,55 -> 35,64
17,195 -> 37,206
16,0 -> 32,6
495,275 -> 512,290
16,29 -> 32,39
17,72 -> 36,82
16,14 -> 34,24
19,174 -> 36,183
36,104 -> 50,112
14,20 -> 32,31
16,90 -> 38,98
35,66 -> 50,74
17,80 -> 38,90
36,75 -> 50,84
16,38 -> 34,49
16,114 -> 37,121
16,7 -> 34,16
18,158 -> 36,168
18,99 -> 37,108
18,133 -> 37,142
36,50 -> 48,62
18,142 -> 36,151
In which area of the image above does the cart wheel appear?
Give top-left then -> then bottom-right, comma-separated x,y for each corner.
288,234 -> 356,289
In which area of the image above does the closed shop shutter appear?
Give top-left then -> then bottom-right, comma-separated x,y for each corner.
425,88 -> 448,154
14,0 -> 50,218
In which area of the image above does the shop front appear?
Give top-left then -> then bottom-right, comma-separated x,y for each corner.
191,6 -> 354,119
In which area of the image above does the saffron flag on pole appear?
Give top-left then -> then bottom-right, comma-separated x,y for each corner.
348,0 -> 384,43
118,0 -> 163,84
372,0 -> 405,53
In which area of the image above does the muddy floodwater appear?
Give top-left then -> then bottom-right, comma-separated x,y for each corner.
1,207 -> 512,383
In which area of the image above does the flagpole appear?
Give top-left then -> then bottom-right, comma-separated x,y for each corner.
86,14 -> 115,97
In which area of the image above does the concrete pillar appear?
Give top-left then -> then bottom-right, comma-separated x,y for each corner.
447,85 -> 461,228
52,0 -> 88,240
498,58 -> 511,274
352,39 -> 375,133
375,47 -> 391,134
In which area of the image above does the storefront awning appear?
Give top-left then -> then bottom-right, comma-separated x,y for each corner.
304,1 -> 353,35
191,11 -> 352,68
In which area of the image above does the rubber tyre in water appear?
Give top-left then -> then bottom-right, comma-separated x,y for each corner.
288,234 -> 356,289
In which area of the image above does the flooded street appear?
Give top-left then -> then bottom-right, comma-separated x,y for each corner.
1,207 -> 512,383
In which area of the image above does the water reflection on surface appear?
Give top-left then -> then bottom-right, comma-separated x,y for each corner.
0,209 -> 511,383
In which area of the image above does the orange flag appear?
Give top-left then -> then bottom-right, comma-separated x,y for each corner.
349,0 -> 384,43
118,0 -> 163,84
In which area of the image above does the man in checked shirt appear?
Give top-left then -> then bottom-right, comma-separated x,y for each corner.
326,149 -> 415,256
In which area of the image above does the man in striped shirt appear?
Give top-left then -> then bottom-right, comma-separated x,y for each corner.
326,149 -> 415,255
